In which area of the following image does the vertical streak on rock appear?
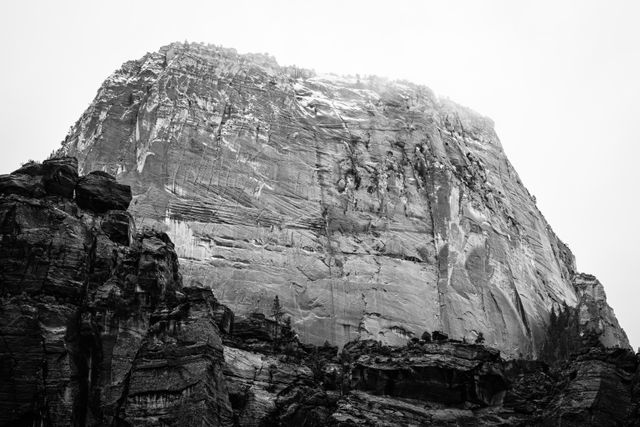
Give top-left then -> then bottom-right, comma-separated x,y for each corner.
314,131 -> 336,344
422,158 -> 452,335
69,231 -> 98,427
112,335 -> 145,425
505,260 -> 532,341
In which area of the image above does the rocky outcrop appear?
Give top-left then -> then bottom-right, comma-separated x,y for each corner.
0,159 -> 233,426
1,157 -> 639,425
75,171 -> 132,213
0,157 -> 79,199
344,339 -> 508,406
57,41 -> 629,358
542,347 -> 639,426
221,320 -> 640,426
542,273 -> 631,365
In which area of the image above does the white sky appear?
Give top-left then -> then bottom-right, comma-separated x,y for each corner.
1,0 -> 638,350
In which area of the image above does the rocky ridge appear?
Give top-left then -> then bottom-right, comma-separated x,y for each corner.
0,158 -> 232,425
1,157 -> 639,425
58,41 -> 629,358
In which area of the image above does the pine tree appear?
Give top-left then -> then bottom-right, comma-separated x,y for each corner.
281,316 -> 295,342
271,295 -> 284,324
271,295 -> 285,349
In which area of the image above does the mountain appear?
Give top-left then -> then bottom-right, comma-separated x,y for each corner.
58,42 -> 628,359
1,157 -> 639,425
1,40 -> 636,426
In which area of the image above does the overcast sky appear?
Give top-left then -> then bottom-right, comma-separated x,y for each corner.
1,0 -> 638,350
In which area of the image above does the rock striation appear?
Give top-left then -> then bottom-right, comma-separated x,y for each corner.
1,157 -> 639,426
57,41 -> 629,358
202,308 -> 640,426
0,159 -> 233,426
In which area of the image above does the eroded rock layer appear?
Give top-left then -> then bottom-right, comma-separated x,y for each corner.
1,158 -> 638,426
0,159 -> 233,426
58,42 -> 628,358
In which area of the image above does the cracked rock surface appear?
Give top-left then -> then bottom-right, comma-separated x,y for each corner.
58,42 -> 628,358
0,159 -> 233,426
1,157 -> 639,426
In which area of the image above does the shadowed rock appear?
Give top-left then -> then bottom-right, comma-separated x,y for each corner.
0,160 -> 232,426
41,157 -> 79,198
100,210 -> 134,246
75,171 -> 132,213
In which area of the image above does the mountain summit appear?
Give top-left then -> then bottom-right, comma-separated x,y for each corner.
59,41 -> 628,359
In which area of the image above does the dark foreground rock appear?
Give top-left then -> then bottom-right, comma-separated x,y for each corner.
75,171 -> 132,213
0,160 -> 232,426
218,309 -> 640,426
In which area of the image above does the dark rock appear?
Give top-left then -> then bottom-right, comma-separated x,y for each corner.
232,313 -> 275,343
476,332 -> 486,344
432,330 -> 449,342
0,195 -> 90,297
539,348 -> 638,426
347,340 -> 508,406
12,160 -> 44,176
270,386 -> 338,427
75,171 -> 132,213
115,289 -> 232,426
421,331 -> 432,342
0,173 -> 46,198
0,166 -> 233,426
100,209 -> 134,245
0,158 -> 79,200
41,156 -> 79,198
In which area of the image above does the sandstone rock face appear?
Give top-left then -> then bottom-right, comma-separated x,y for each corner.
572,273 -> 629,349
1,157 -> 639,426
0,161 -> 233,426
57,42 -> 629,358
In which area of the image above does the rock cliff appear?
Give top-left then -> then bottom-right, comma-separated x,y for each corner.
0,158 -> 233,426
1,157 -> 638,426
58,42 -> 628,359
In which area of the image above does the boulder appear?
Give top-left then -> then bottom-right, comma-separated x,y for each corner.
41,156 -> 78,198
75,171 -> 132,213
0,157 -> 79,199
0,173 -> 46,198
0,164 -> 233,426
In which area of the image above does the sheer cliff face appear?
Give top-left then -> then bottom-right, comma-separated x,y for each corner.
59,42 -> 626,358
